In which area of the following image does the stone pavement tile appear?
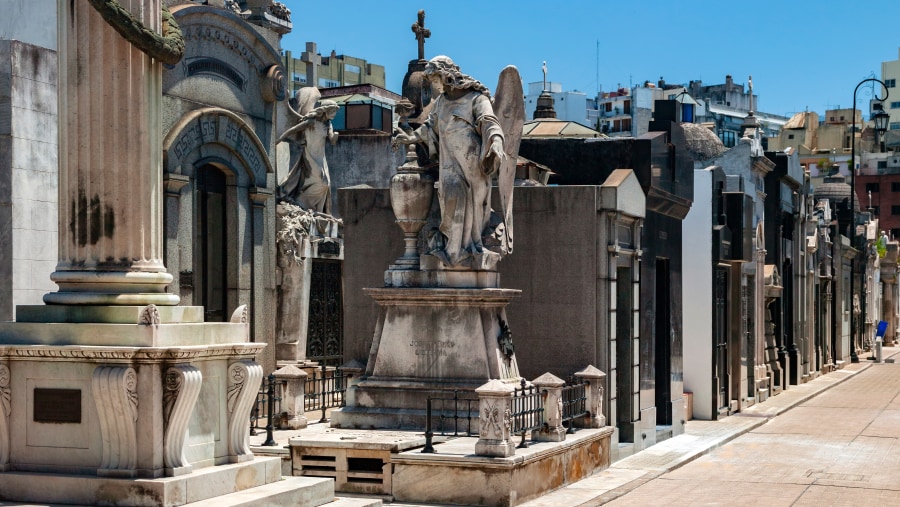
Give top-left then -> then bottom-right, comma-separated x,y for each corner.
861,409 -> 900,438
602,478 -> 807,507
792,484 -> 900,506
751,406 -> 880,436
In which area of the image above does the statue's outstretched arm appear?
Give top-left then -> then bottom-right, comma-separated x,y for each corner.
87,0 -> 185,65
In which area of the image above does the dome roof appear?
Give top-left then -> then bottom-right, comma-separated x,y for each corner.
813,174 -> 859,212
681,122 -> 726,161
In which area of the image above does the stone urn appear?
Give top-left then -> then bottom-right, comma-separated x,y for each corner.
390,100 -> 434,269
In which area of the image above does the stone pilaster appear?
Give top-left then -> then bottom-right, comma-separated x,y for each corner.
474,380 -> 515,458
46,0 -> 178,305
273,364 -> 308,430
93,366 -> 139,478
0,361 -> 9,472
531,373 -> 565,442
575,365 -> 607,428
226,360 -> 263,462
162,364 -> 202,476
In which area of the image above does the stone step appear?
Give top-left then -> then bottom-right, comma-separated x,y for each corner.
186,476 -> 334,507
329,497 -> 384,507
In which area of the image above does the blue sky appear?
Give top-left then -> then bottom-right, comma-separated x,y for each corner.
280,0 -> 900,120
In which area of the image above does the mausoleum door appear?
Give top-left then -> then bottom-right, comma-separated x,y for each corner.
714,266 -> 730,414
197,165 -> 228,322
615,266 -> 635,442
655,258 -> 672,425
307,259 -> 343,365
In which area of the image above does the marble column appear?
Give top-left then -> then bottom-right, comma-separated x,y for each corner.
45,0 -> 178,305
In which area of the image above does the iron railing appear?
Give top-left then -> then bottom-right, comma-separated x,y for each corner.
511,379 -> 544,448
304,362 -> 347,423
422,391 -> 479,453
250,373 -> 285,446
560,378 -> 589,434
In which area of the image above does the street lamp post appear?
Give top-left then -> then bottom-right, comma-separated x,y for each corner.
849,78 -> 890,363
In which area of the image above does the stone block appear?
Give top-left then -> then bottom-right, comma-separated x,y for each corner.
32,199 -> 57,232
10,41 -> 57,84
0,100 -> 10,136
11,196 -> 31,231
11,137 -> 56,173
0,202 -> 11,321
11,107 -> 56,144
11,74 -> 56,115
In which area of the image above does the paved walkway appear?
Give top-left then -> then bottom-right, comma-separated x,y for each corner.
518,348 -> 900,507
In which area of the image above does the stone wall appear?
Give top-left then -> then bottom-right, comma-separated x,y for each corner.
326,133 -> 405,217
0,40 -> 58,321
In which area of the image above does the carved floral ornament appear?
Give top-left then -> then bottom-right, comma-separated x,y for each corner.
0,364 -> 9,418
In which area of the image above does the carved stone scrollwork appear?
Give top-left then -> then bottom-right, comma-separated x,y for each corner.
162,364 -> 202,476
230,304 -> 249,324
93,366 -> 139,477
261,65 -> 286,103
226,360 -> 262,462
0,363 -> 10,471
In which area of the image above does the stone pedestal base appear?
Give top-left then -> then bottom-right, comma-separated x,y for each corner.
331,287 -> 521,430
0,305 -> 262,481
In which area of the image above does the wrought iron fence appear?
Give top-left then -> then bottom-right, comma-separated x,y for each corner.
511,379 -> 544,448
560,378 -> 589,433
250,373 -> 285,446
304,362 -> 347,423
422,391 -> 479,453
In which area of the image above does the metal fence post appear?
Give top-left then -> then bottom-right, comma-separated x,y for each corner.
262,373 -> 277,446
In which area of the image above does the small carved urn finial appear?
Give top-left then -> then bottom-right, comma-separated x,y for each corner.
389,99 -> 433,270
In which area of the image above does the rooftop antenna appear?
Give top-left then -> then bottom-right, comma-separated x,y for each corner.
596,40 -> 599,97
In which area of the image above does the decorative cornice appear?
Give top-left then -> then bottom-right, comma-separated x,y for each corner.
0,344 -> 265,362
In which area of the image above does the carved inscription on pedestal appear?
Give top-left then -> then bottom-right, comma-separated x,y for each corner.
33,389 -> 82,424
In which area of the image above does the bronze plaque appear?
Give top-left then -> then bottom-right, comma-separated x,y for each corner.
33,388 -> 82,423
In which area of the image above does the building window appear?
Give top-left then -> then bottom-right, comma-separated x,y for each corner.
892,182 -> 900,192
892,228 -> 900,238
344,64 -> 360,74
891,101 -> 900,109
892,205 -> 900,216
891,122 -> 900,130
318,78 -> 340,88
887,79 -> 897,88
873,206 -> 880,216
866,183 -> 880,193
720,130 -> 736,148
879,161 -> 889,169
788,134 -> 794,139
623,100 -> 631,114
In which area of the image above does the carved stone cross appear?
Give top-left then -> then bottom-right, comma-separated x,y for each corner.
301,41 -> 321,88
411,9 -> 431,61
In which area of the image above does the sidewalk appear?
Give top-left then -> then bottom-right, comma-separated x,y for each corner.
518,347 -> 899,507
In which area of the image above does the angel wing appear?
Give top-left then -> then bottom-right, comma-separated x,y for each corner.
492,66 -> 524,255
289,87 -> 321,118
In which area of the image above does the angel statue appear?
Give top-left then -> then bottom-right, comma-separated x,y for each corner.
392,56 -> 524,270
277,88 -> 339,214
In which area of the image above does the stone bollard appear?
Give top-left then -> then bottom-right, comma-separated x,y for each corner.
531,373 -> 566,442
474,379 -> 516,457
272,365 -> 308,430
338,359 -> 366,407
876,337 -> 884,364
574,365 -> 607,428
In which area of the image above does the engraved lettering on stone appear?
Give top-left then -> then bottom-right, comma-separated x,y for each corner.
409,340 -> 455,356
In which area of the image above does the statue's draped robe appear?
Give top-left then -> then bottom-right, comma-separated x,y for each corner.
418,90 -> 504,267
279,118 -> 333,214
